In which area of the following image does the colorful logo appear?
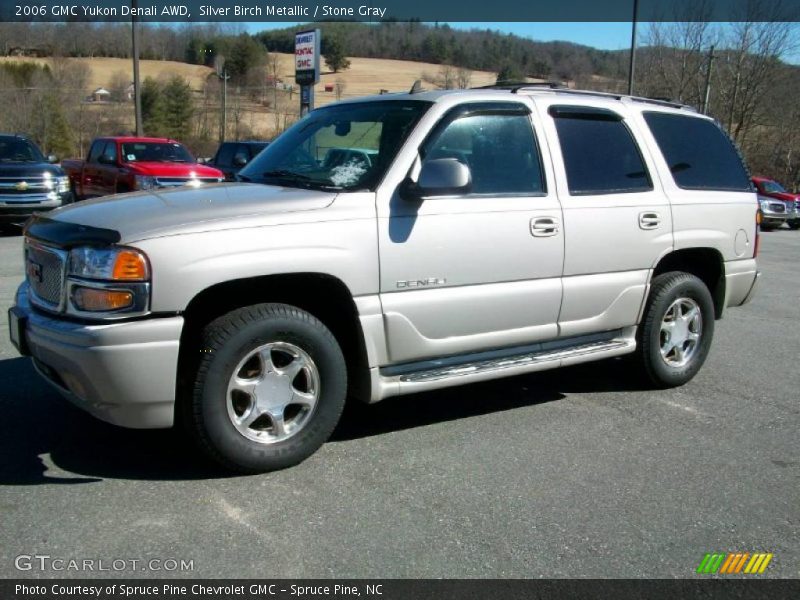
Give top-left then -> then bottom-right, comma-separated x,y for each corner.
697,552 -> 773,574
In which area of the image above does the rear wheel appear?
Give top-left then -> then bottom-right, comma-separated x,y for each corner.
188,303 -> 347,473
635,272 -> 715,388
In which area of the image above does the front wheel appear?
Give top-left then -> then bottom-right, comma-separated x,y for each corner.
635,272 -> 715,388
788,220 -> 800,230
188,303 -> 347,473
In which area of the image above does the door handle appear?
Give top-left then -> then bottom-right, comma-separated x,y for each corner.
531,217 -> 560,237
639,212 -> 661,230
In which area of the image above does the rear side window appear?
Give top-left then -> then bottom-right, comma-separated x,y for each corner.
643,112 -> 751,192
550,106 -> 652,195
87,141 -> 104,163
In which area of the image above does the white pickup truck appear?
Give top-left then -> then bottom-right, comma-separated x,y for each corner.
9,85 -> 760,472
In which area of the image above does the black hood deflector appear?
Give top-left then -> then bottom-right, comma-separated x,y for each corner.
24,215 -> 121,248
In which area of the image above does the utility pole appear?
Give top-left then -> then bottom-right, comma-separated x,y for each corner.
218,69 -> 230,142
627,0 -> 639,96
702,45 -> 716,115
131,0 -> 143,136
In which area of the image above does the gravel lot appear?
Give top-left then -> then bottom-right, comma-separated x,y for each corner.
0,226 -> 797,579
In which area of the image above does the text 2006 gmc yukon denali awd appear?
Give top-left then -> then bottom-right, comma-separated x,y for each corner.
9,86 -> 761,472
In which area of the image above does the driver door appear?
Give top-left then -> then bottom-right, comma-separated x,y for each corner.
377,102 -> 564,364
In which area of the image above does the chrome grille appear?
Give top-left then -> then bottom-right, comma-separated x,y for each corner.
154,177 -> 219,187
769,202 -> 785,213
25,241 -> 66,309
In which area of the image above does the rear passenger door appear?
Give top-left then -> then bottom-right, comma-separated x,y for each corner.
537,100 -> 673,338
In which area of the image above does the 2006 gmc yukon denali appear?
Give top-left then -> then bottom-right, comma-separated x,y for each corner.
9,86 -> 761,473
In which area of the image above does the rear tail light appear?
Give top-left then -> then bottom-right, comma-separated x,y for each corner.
754,208 -> 761,258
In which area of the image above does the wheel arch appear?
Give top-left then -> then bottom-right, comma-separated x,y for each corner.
651,247 -> 726,318
175,272 -> 372,423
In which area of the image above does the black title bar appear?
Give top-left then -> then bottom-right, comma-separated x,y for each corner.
1,0 -> 799,22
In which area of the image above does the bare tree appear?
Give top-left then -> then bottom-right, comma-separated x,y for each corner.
456,67 -> 472,89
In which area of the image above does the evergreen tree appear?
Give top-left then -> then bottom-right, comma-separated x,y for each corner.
140,77 -> 164,135
159,76 -> 194,140
324,36 -> 351,73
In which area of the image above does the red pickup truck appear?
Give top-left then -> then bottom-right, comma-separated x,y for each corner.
62,136 -> 224,199
752,176 -> 800,230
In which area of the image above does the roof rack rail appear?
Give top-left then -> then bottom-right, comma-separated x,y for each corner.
471,81 -> 566,93
467,83 -> 696,110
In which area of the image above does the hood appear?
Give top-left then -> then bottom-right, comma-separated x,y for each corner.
0,162 -> 65,178
762,191 -> 799,202
125,161 -> 223,178
48,182 -> 336,242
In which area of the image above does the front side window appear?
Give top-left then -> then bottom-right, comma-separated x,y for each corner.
422,106 -> 545,195
240,100 -> 430,191
214,143 -> 236,168
102,141 -> 117,162
551,106 -> 652,195
643,112 -> 751,192
120,142 -> 194,163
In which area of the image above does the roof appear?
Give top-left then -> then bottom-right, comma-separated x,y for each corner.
97,136 -> 180,144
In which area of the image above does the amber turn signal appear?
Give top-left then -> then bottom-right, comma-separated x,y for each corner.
72,287 -> 134,312
112,250 -> 149,280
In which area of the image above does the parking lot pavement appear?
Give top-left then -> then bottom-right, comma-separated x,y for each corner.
0,226 -> 798,579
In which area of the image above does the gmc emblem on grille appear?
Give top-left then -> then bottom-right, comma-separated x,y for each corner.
27,261 -> 43,283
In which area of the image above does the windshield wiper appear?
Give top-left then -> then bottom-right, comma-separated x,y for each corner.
262,170 -> 342,191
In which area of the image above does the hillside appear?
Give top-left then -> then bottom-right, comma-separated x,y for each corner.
0,54 -> 500,100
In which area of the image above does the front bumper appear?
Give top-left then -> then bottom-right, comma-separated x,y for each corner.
0,194 -> 67,224
11,283 -> 182,428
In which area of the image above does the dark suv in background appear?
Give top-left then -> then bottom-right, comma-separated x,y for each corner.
207,141 -> 269,181
0,135 -> 72,228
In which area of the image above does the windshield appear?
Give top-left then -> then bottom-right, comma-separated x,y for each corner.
121,142 -> 194,163
0,137 -> 45,163
239,100 -> 431,191
761,180 -> 787,194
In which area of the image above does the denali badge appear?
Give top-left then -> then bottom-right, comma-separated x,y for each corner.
396,278 -> 446,289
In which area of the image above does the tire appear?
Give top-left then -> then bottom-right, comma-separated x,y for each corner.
635,272 -> 715,388
788,221 -> 800,230
189,303 -> 347,473
760,224 -> 775,232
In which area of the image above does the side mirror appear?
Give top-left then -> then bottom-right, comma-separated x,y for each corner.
401,158 -> 472,200
47,154 -> 58,164
233,155 -> 248,167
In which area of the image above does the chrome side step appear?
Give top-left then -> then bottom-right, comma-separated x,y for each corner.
399,339 -> 629,383
375,328 -> 637,400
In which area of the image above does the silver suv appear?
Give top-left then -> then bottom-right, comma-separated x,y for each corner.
9,86 -> 761,472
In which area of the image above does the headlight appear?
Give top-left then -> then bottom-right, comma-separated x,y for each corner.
68,246 -> 149,281
66,246 -> 150,316
55,175 -> 70,194
134,175 -> 155,190
759,199 -> 770,209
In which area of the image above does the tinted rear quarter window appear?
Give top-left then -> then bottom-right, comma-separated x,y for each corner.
643,112 -> 751,192
550,106 -> 652,195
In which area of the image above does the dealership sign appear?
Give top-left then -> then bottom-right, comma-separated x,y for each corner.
295,29 -> 320,86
